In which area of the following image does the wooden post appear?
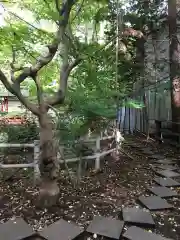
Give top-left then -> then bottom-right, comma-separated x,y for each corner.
155,120 -> 162,143
33,140 -> 41,183
95,136 -> 101,170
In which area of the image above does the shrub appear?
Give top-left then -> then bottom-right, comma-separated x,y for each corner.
0,119 -> 39,143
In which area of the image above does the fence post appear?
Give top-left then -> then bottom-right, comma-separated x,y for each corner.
95,136 -> 101,170
155,120 -> 162,143
33,140 -> 41,183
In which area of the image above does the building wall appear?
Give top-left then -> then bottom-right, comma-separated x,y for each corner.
8,99 -> 26,114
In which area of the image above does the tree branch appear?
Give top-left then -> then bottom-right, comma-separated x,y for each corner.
59,0 -> 76,26
10,46 -> 24,82
10,45 -> 16,82
71,0 -> 84,23
16,41 -> 59,85
0,0 -> 77,116
46,58 -> 81,108
15,0 -> 76,85
33,75 -> 44,105
55,0 -> 61,13
13,82 -> 40,116
0,70 -> 15,95
0,70 -> 39,116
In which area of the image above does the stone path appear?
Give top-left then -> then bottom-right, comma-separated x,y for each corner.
0,145 -> 179,240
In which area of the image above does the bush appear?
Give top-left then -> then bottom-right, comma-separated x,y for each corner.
0,120 -> 39,143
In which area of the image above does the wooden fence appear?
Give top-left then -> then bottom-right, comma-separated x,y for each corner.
0,140 -> 40,181
117,85 -> 172,135
58,134 -> 116,170
0,133 -> 116,181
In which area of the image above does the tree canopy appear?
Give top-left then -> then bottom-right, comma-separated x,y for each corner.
0,0 -> 145,140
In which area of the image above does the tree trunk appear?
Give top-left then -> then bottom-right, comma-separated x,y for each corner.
168,0 -> 180,133
37,111 -> 60,207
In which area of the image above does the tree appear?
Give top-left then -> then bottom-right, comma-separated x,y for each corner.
168,0 -> 180,132
0,0 -> 102,198
0,0 -> 147,204
1,0 -> 130,201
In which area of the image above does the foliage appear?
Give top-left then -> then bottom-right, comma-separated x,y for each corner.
104,1 -> 142,96
127,0 -> 166,32
0,118 -> 38,143
0,0 -> 146,145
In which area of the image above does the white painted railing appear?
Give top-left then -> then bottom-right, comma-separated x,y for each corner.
0,140 -> 40,182
0,133 -> 116,182
58,134 -> 116,170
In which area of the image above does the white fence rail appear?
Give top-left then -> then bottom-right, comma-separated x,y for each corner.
0,133 -> 116,181
58,134 -> 116,170
0,140 -> 40,182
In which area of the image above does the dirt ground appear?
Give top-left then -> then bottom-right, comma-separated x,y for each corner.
0,134 -> 180,239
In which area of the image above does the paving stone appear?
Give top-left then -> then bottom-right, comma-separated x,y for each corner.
123,226 -> 171,240
122,207 -> 155,227
147,186 -> 178,198
151,166 -> 159,172
141,147 -> 152,150
155,160 -> 175,164
154,177 -> 180,187
142,149 -> 154,154
150,165 -> 178,172
38,219 -> 83,240
150,154 -> 165,159
138,196 -> 173,210
156,165 -> 178,171
0,217 -> 35,240
86,216 -> 124,239
143,151 -> 154,155
156,170 -> 180,178
129,144 -> 141,148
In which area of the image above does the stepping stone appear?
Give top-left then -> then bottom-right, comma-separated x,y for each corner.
130,144 -> 140,148
147,186 -> 178,198
150,165 -> 177,172
138,196 -> 173,210
155,160 -> 175,164
156,170 -> 180,178
150,154 -> 165,159
141,147 -> 152,150
38,219 -> 83,240
0,217 -> 35,240
157,165 -> 178,171
154,177 -> 180,187
141,149 -> 154,154
123,226 -> 171,240
122,207 -> 155,227
143,151 -> 154,155
86,216 -> 124,239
